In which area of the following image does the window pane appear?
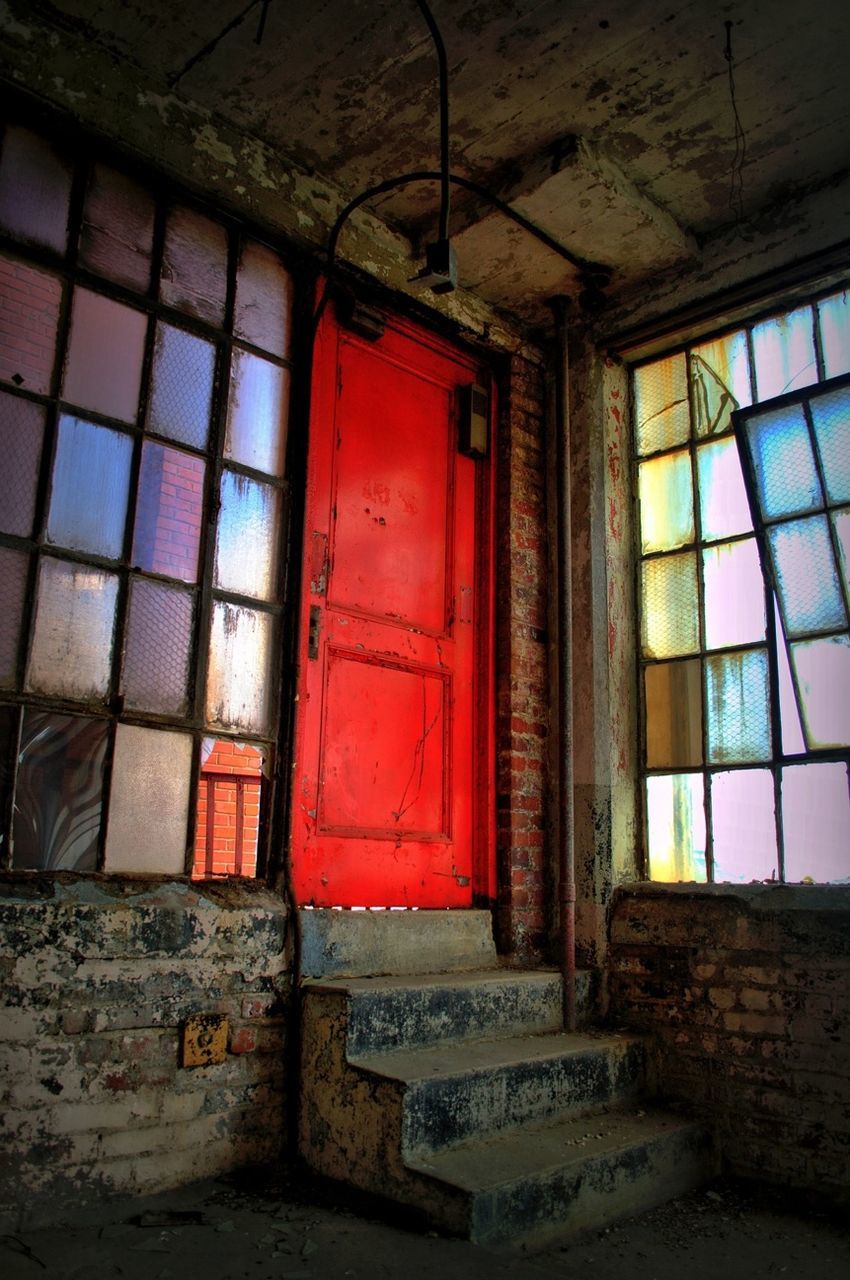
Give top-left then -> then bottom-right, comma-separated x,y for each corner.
783,763 -> 850,883
0,545 -> 27,687
47,414 -> 133,559
160,206 -> 228,325
646,773 -> 706,882
104,724 -> 192,874
0,391 -> 44,536
192,738 -> 267,878
644,659 -> 702,769
234,241 -> 293,358
206,601 -> 276,734
775,598 -> 806,756
702,538 -> 766,650
214,470 -> 281,602
147,322 -> 215,450
0,255 -> 62,394
817,291 -> 850,379
790,636 -> 850,750
769,516 -> 846,636
132,441 -> 205,583
12,710 -> 107,871
638,449 -> 694,554
752,305 -> 817,400
225,348 -> 290,478
834,509 -> 850,602
0,124 -> 72,253
122,577 -> 194,715
640,551 -> 699,659
62,288 -> 146,424
705,649 -> 771,763
690,331 -> 751,437
634,354 -> 690,456
710,769 -> 777,883
809,385 -> 850,504
79,164 -> 155,292
744,403 -> 821,520
26,558 -> 118,702
696,437 -> 753,542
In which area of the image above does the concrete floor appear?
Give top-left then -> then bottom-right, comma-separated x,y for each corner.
2,1168 -> 848,1280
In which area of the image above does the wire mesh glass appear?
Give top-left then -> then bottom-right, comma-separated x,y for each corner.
705,648 -> 771,764
768,516 -> 846,637
640,551 -> 700,659
809,385 -> 850,504
634,353 -> 690,456
689,331 -> 751,437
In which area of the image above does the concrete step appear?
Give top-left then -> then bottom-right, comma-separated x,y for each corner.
299,908 -> 498,978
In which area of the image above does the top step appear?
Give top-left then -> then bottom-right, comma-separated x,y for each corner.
298,908 -> 498,977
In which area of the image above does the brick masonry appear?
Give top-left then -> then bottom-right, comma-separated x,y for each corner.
608,885 -> 850,1202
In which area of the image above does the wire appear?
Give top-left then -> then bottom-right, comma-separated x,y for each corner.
414,1 -> 451,244
169,0 -> 265,88
724,20 -> 747,223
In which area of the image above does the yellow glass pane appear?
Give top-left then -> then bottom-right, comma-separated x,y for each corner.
634,354 -> 690,456
640,552 -> 699,659
638,449 -> 694,554
644,659 -> 703,769
646,773 -> 706,882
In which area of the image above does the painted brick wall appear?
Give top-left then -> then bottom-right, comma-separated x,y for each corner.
0,881 -> 289,1231
608,886 -> 850,1202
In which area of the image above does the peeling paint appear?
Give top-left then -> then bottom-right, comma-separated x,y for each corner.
193,123 -> 236,169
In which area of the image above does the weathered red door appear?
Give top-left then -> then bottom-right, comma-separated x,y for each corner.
291,305 -> 493,907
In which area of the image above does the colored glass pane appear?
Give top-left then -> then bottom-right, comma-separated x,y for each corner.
769,516 -> 845,636
234,241 -> 293,358
26,559 -> 118,702
744,403 -> 821,521
225,348 -> 290,478
783,763 -> 850,884
638,449 -> 694,554
702,538 -> 766,650
809,385 -> 850,504
644,659 -> 702,769
0,391 -> 44,537
122,577 -> 194,715
817,291 -> 850,379
215,470 -> 282,602
646,773 -> 706,882
710,769 -> 777,883
160,206 -> 228,325
206,601 -> 276,734
634,353 -> 689,456
705,648 -> 771,764
132,442 -> 205,584
0,255 -> 62,395
640,551 -> 699,659
696,437 -> 753,542
46,415 -> 133,559
752,305 -> 817,400
774,597 -> 806,756
0,124 -> 72,253
79,164 -> 155,292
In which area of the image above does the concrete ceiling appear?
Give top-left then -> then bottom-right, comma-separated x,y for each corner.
3,1 -> 850,334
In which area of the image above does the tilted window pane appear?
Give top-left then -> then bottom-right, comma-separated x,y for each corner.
0,124 -> 72,253
644,659 -> 702,769
752,305 -> 817,401
710,769 -> 778,883
147,322 -> 215,451
0,255 -> 62,395
0,545 -> 27,687
62,287 -> 147,424
817,292 -> 850,379
0,391 -> 45,537
646,773 -> 706,882
640,551 -> 699,659
696,438 -> 753,542
46,415 -> 133,559
192,738 -> 267,878
104,724 -> 192,874
702,538 -> 766,650
160,206 -> 228,326
234,241 -> 293,358
206,601 -> 276,734
122,577 -> 194,715
12,710 -> 107,871
634,354 -> 690,456
705,649 -> 771,764
132,441 -> 205,583
745,403 -> 822,520
769,516 -> 846,636
689,331 -> 751,437
79,163 -> 155,293
783,763 -> 850,884
790,636 -> 850,750
214,470 -> 281,602
225,348 -> 290,478
809,385 -> 850,504
26,558 -> 118,702
638,449 -> 694,554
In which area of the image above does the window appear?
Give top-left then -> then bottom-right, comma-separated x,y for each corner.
0,119 -> 297,878
634,289 -> 850,884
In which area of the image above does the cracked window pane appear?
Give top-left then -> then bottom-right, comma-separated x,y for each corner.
638,449 -> 694,554
752,305 -> 817,401
234,241 -> 293,359
634,353 -> 690,456
809,384 -> 850,505
690,331 -> 751,437
641,551 -> 699,659
646,773 -> 706,882
705,648 -> 771,764
192,738 -> 267,879
79,163 -> 155,292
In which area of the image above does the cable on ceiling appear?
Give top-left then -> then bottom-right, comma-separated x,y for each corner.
724,19 -> 747,223
414,0 -> 451,244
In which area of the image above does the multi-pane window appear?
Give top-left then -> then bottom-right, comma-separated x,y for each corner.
0,120 -> 297,877
634,290 -> 850,885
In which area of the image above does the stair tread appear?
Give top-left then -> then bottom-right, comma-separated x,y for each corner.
305,966 -> 563,995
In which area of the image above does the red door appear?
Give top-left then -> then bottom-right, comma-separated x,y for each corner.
291,306 -> 493,907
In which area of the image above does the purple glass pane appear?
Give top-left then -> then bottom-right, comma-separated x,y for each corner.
234,241 -> 293,358
710,769 -> 778,883
62,288 -> 147,424
0,545 -> 27,687
0,391 -> 45,537
132,441 -> 205,583
79,163 -> 155,292
148,322 -> 215,450
752,306 -> 817,401
123,577 -> 194,715
769,516 -> 845,636
0,254 -> 62,394
0,124 -> 72,253
161,207 -> 228,325
47,415 -> 133,559
783,763 -> 850,884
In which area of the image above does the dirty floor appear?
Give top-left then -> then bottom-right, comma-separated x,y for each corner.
2,1169 -> 847,1280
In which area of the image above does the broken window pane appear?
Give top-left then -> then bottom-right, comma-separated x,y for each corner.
638,449 -> 694,554
214,470 -> 281,602
0,545 -> 27,687
104,724 -> 192,874
705,649 -> 771,763
783,762 -> 850,883
769,516 -> 846,636
744,403 -> 822,520
634,353 -> 690,456
132,441 -> 205,583
0,391 -> 45,537
160,206 -> 228,325
234,241 -> 293,358
702,538 -> 766,650
46,415 -> 133,559
696,438 -> 753,542
710,769 -> 778,883
122,577 -> 194,715
12,710 -> 107,871
817,291 -> 850,379
0,255 -> 62,394
644,659 -> 703,769
809,385 -> 850,504
79,163 -> 155,292
225,348 -> 290,478
192,737 -> 267,878
26,558 -> 118,702
790,636 -> 850,749
690,331 -> 751,437
646,773 -> 706,882
640,551 -> 699,659
62,287 -> 147,424
206,601 -> 276,734
147,321 -> 216,451
0,124 -> 72,254
752,305 -> 817,400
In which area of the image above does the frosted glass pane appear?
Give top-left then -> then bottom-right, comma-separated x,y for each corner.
783,763 -> 850,884
148,322 -> 215,450
809,386 -> 850,504
214,470 -> 281,602
702,538 -> 766,650
744,404 -> 821,520
206,601 -> 276,734
0,256 -> 62,394
160,207 -> 227,325
0,545 -> 27,687
12,711 -> 107,872
47,415 -> 132,558
769,517 -> 845,636
62,288 -> 147,423
104,725 -> 192,874
646,773 -> 706,882
225,348 -> 290,477
27,559 -> 118,701
234,241 -> 293,358
710,770 -> 777,883
817,292 -> 850,379
774,597 -> 805,756
634,354 -> 690,456
132,442 -> 205,583
638,450 -> 694,553
790,636 -> 850,749
123,577 -> 194,714
690,331 -> 752,437
752,306 -> 817,400
640,552 -> 699,659
0,125 -> 72,253
79,164 -> 155,292
192,738 -> 267,878
705,649 -> 771,764
0,391 -> 44,536
834,509 -> 850,603
644,659 -> 702,769
696,438 -> 753,542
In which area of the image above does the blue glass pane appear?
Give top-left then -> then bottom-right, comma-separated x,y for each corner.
745,404 -> 821,521
214,470 -> 282,602
817,292 -> 850,379
834,509 -> 850,603
809,385 -> 850,504
47,414 -> 133,558
790,636 -> 850,750
769,517 -> 846,636
752,305 -> 817,401
646,773 -> 706,882
705,648 -> 771,764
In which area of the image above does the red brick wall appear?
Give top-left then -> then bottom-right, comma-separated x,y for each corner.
0,254 -> 62,394
192,740 -> 263,878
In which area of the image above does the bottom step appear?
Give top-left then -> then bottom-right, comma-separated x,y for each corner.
407,1107 -> 717,1248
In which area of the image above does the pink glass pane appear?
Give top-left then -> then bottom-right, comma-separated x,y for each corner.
79,163 -> 155,292
62,288 -> 147,423
752,305 -> 817,401
225,348 -> 290,477
122,577 -> 194,715
26,558 -> 118,702
710,769 -> 777,882
702,538 -> 766,650
790,636 -> 850,750
132,442 -> 205,583
46,415 -> 133,559
0,255 -> 62,394
0,391 -> 45,536
0,124 -> 72,253
161,207 -> 228,325
783,763 -> 850,884
0,544 -> 27,687
192,738 -> 267,878
646,773 -> 706,882
234,241 -> 293,358
817,291 -> 850,379
774,598 -> 805,756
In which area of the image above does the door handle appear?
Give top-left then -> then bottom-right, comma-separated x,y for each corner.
308,605 -> 321,660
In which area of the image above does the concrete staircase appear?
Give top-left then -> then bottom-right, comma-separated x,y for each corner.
298,911 -> 716,1247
